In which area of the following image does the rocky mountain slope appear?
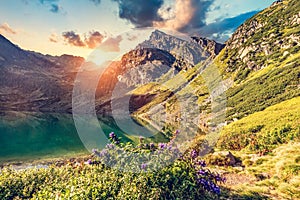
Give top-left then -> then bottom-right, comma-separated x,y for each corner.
137,30 -> 224,65
218,0 -> 300,81
0,35 -> 85,112
133,0 -> 300,137
0,31 -> 220,114
214,0 -> 300,120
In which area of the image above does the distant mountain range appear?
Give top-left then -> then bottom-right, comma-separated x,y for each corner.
0,30 -> 223,115
0,0 -> 299,134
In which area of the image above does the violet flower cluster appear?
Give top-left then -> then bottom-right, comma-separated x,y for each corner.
189,149 -> 225,195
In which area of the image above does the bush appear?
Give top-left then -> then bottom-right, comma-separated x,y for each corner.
0,132 -> 225,199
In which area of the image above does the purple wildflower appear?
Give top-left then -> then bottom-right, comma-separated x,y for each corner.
92,149 -> 97,154
99,149 -> 108,157
106,143 -> 115,149
158,143 -> 167,149
141,163 -> 147,170
214,174 -> 222,182
86,159 -> 92,165
197,169 -> 207,176
191,150 -> 198,159
109,132 -> 116,139
196,160 -> 206,167
92,149 -> 101,157
149,143 -> 155,149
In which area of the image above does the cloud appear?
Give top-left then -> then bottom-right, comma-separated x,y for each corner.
39,0 -> 62,13
0,23 -> 17,34
85,31 -> 105,48
126,33 -> 138,41
49,32 -> 59,43
112,0 -> 164,28
62,31 -> 86,47
50,4 -> 60,13
155,0 -> 214,32
98,35 -> 122,52
197,10 -> 259,42
111,0 -> 215,33
89,0 -> 101,5
61,30 -> 107,49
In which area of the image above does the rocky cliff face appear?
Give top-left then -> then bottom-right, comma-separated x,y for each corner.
0,33 -> 192,114
219,0 -> 300,80
137,30 -> 224,65
95,47 -> 193,115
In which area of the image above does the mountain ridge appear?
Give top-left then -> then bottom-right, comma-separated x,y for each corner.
137,30 -> 224,65
0,31 -> 212,114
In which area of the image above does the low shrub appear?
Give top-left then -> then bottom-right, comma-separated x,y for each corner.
0,132 -> 225,199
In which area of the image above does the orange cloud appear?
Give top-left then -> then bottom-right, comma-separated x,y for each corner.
155,0 -> 195,31
85,31 -> 105,49
49,32 -> 59,43
61,30 -> 106,49
154,0 -> 213,32
0,23 -> 17,34
62,31 -> 85,47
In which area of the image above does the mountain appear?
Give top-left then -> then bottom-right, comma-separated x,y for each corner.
214,0 -> 300,120
133,0 -> 300,137
137,30 -> 224,65
218,0 -> 300,80
0,35 -> 85,113
0,32 -> 209,114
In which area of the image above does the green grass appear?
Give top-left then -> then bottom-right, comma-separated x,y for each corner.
226,142 -> 300,199
218,96 -> 300,152
0,141 -> 223,200
225,56 -> 300,120
215,0 -> 300,83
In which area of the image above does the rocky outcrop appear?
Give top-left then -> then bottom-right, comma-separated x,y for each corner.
191,36 -> 225,57
218,0 -> 300,80
137,30 -> 224,65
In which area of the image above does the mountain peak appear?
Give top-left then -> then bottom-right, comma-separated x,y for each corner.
0,34 -> 27,62
0,34 -> 9,41
0,34 -> 20,48
137,30 -> 224,65
152,29 -> 167,35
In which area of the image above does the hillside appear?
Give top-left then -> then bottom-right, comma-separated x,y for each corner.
0,0 -> 300,199
215,0 -> 300,120
0,32 -> 221,117
0,34 -> 85,112
135,0 -> 300,132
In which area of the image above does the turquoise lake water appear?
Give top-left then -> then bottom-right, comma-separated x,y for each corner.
0,112 -> 167,163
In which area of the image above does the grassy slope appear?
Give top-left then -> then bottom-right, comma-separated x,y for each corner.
212,0 -> 300,121
135,0 -> 300,136
218,96 -> 300,152
214,142 -> 300,200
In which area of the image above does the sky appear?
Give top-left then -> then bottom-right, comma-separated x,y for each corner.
0,0 -> 275,59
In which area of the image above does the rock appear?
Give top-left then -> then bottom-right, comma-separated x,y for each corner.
255,173 -> 270,180
137,30 -> 224,65
233,166 -> 244,171
207,151 -> 237,166
213,151 -> 236,165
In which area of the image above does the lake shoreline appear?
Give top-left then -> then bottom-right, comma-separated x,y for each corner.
0,153 -> 92,171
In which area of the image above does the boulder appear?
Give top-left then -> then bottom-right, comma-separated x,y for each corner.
207,151 -> 237,166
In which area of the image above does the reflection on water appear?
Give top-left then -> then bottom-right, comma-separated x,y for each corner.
0,111 -> 168,163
